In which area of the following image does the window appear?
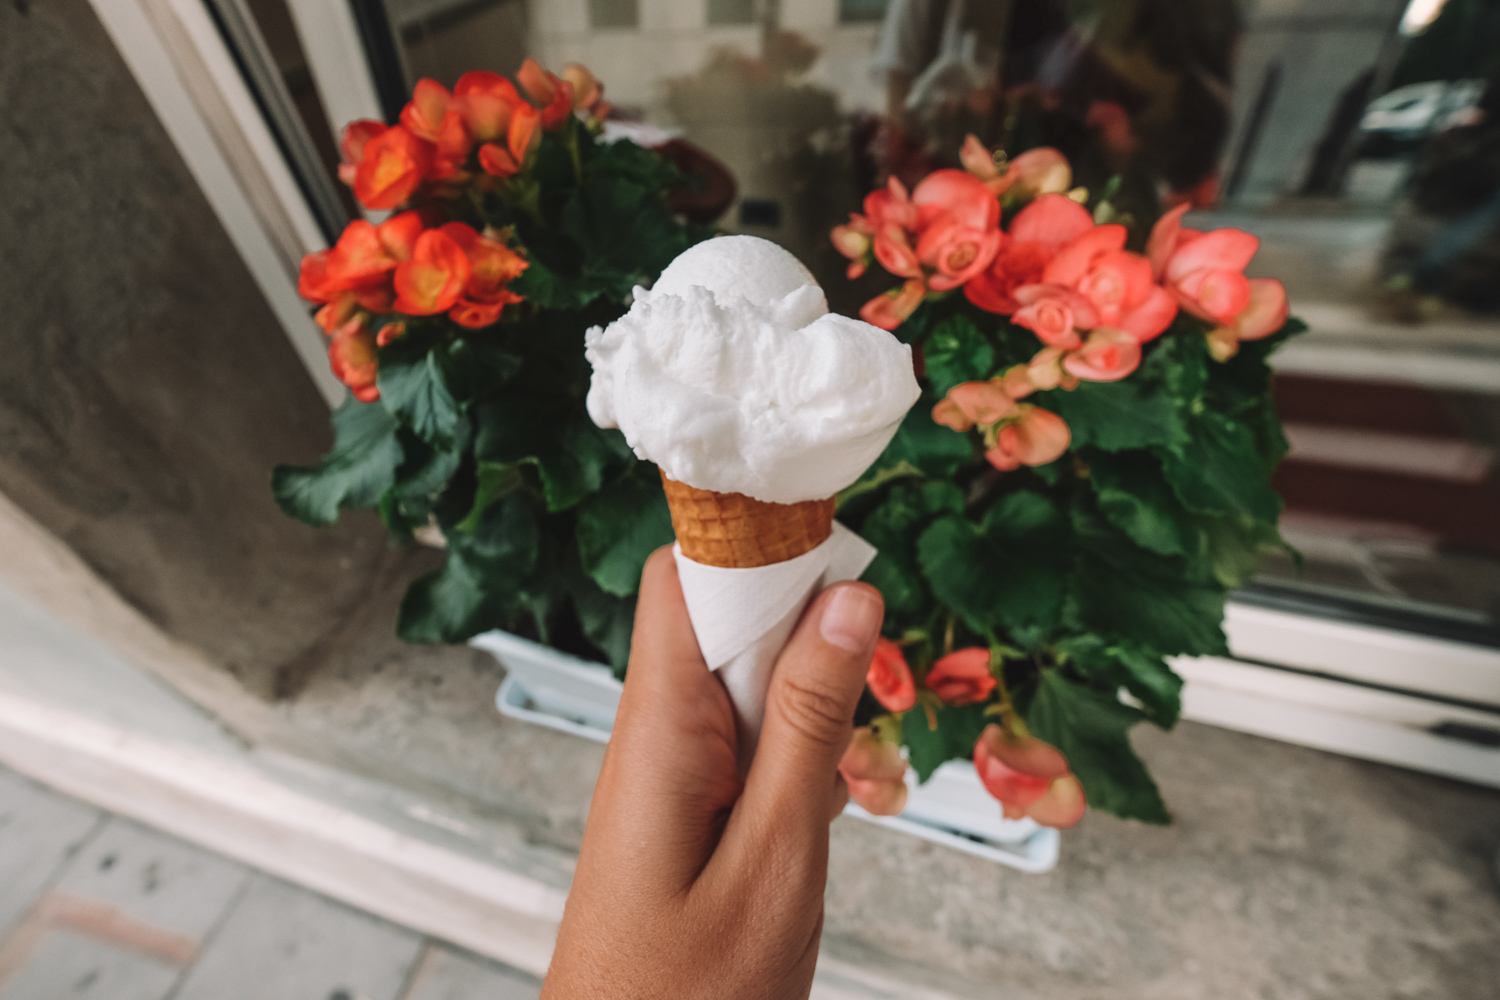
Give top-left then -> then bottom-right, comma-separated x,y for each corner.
838,0 -> 889,23
707,0 -> 757,26
589,0 -> 639,30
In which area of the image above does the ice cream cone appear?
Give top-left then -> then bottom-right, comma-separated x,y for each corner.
660,470 -> 835,568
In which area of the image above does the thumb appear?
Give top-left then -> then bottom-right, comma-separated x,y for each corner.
735,583 -> 884,833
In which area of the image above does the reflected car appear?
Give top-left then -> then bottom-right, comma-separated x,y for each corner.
1358,80 -> 1484,156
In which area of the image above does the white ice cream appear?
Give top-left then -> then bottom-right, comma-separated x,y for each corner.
585,235 -> 920,504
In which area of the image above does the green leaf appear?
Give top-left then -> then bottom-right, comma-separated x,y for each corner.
455,461 -> 523,534
273,399 -> 402,526
1048,378 -> 1186,452
901,703 -> 988,782
1070,506 -> 1228,656
921,315 -> 996,396
1202,515 -> 1286,589
570,571 -> 636,674
393,422 -> 470,520
476,398 -> 629,513
398,491 -> 539,643
875,405 -> 975,479
532,419 -> 627,512
1141,330 -> 1209,406
398,549 -> 514,643
857,484 -> 936,618
1057,636 -> 1183,729
1025,670 -> 1170,823
577,463 -> 674,597
918,491 -> 1068,639
1160,411 -> 1281,524
377,348 -> 462,448
1086,451 -> 1199,557
902,708 -> 948,782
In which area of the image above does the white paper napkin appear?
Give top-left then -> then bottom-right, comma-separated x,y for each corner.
673,523 -> 876,764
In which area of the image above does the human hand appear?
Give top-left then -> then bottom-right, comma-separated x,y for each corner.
541,547 -> 886,1000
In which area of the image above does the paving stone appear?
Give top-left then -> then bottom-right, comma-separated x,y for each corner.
0,770 -> 102,939
402,944 -> 540,1000
0,928 -> 179,1000
170,877 -> 423,1000
48,817 -> 250,941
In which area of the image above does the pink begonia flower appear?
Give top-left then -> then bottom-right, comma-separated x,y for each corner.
960,133 -> 1002,184
1011,283 -> 1100,350
973,724 -> 1087,828
911,168 -> 1000,232
932,380 -> 1016,432
1206,278 -> 1289,360
959,136 -> 1071,198
916,214 -> 1002,291
863,175 -> 918,231
866,639 -> 917,713
1063,327 -> 1142,382
830,220 -> 872,279
1148,203 -> 1260,324
860,278 -> 925,331
965,194 -> 1093,315
873,223 -> 921,278
1001,147 -> 1072,199
839,727 -> 909,816
926,648 -> 996,705
985,405 -> 1070,470
1037,225 -> 1179,343
1024,345 -> 1077,392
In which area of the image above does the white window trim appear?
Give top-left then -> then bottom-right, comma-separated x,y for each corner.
86,0 -> 343,405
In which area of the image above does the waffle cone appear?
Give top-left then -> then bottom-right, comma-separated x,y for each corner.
660,471 -> 835,568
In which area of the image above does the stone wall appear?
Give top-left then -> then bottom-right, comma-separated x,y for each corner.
0,0 -> 438,700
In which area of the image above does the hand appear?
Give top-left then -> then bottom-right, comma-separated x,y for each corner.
542,547 -> 886,1000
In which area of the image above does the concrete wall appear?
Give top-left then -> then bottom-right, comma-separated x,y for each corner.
0,0 -> 435,700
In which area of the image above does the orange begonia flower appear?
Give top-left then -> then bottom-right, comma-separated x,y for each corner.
298,249 -> 339,303
400,79 -> 470,163
353,125 -> 432,210
328,319 -> 380,402
453,71 -> 523,142
517,57 -> 574,129
478,103 -> 541,178
393,229 -> 471,315
337,119 -> 384,187
437,223 -> 527,329
560,63 -> 603,114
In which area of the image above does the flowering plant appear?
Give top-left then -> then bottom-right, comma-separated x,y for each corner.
274,61 -> 704,658
832,138 -> 1302,827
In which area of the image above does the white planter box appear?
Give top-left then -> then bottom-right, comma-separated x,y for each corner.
472,630 -> 1059,873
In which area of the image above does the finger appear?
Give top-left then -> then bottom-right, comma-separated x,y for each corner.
829,772 -> 850,824
616,546 -> 714,718
611,546 -> 738,782
730,583 -> 883,848
585,547 -> 741,889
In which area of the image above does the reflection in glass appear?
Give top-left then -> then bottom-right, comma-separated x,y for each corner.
294,0 -> 1500,638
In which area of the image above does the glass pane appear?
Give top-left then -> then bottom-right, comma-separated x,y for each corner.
707,0 -> 758,26
327,0 -> 1500,641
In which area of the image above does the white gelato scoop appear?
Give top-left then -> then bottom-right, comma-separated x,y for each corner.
585,235 -> 920,504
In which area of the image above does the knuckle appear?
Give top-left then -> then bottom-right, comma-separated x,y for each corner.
774,674 -> 852,749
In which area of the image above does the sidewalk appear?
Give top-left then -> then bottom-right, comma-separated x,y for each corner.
0,767 -> 540,1000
